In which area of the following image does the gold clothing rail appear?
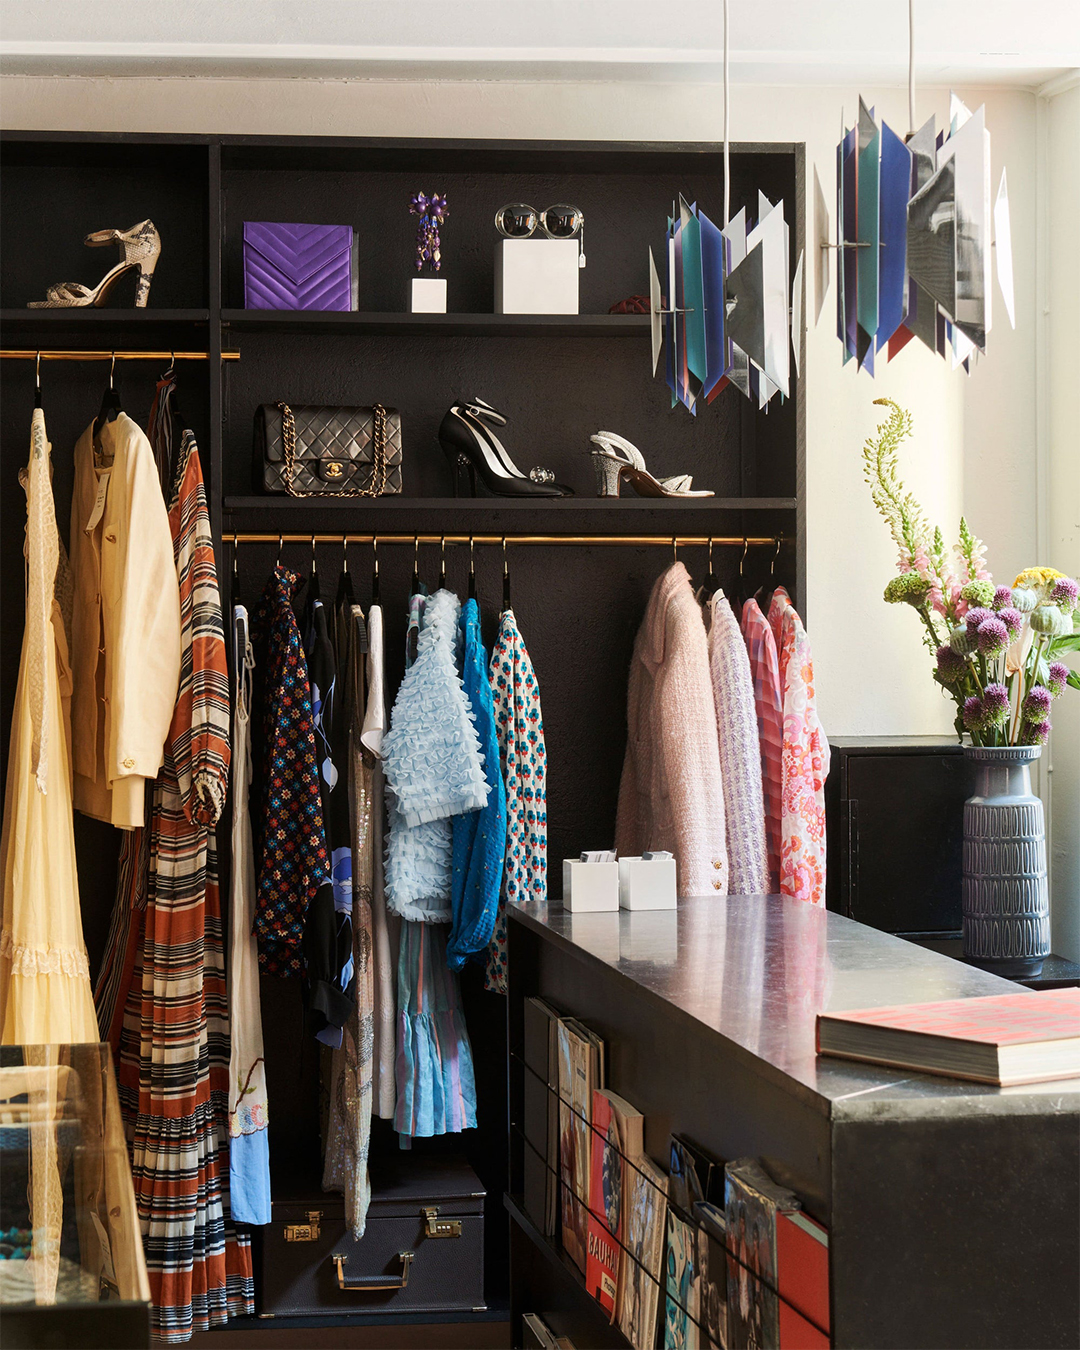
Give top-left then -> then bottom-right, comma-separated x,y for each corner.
0,349 -> 239,361
224,533 -> 782,548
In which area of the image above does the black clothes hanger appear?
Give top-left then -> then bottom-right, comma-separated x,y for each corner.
439,535 -> 447,591
306,534 -> 320,605
230,540 -> 241,611
33,352 -> 42,410
371,536 -> 380,604
735,536 -> 752,609
502,536 -> 512,612
93,352 -> 122,440
336,534 -> 355,610
467,536 -> 477,601
701,536 -> 720,600
411,534 -> 421,595
755,539 -> 783,614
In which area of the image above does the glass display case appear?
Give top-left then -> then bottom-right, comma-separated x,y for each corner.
0,1043 -> 150,1348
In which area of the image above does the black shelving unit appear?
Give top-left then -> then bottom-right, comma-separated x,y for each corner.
0,129 -> 805,1345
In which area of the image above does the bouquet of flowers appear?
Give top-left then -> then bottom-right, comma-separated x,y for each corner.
863,399 -> 1080,747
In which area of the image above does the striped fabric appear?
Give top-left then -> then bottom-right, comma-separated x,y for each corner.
110,431 -> 252,1341
740,598 -> 784,892
394,921 -> 477,1138
94,809 -> 149,1052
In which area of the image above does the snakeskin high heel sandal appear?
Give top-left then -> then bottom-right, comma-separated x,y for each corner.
588,430 -> 714,498
28,219 -> 162,308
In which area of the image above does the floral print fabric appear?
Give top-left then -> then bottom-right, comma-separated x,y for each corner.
250,566 -> 332,975
485,608 -> 547,994
768,590 -> 830,905
740,598 -> 784,892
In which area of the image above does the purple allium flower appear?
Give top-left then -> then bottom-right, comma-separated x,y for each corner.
962,695 -> 984,732
1050,576 -> 1079,611
982,682 -> 1009,723
992,585 -> 1014,611
997,607 -> 1024,637
935,645 -> 967,683
1047,662 -> 1070,695
965,606 -> 993,633
976,616 -> 1009,656
1023,686 -> 1053,721
1022,719 -> 1052,746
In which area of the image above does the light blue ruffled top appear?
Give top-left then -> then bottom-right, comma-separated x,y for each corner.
383,590 -> 490,922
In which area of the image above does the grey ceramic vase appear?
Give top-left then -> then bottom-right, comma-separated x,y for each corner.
962,744 -> 1049,978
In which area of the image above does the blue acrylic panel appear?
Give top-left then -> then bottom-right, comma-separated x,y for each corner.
877,120 -> 912,349
857,122 -> 880,351
699,208 -> 727,399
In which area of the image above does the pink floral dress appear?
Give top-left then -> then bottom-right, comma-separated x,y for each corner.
768,590 -> 830,905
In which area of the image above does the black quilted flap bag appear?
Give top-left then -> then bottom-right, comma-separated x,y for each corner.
256,401 -> 403,496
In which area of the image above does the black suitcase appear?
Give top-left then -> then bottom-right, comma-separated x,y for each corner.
259,1153 -> 486,1318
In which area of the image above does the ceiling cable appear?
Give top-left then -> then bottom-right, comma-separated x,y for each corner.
908,0 -> 917,137
723,0 -> 731,226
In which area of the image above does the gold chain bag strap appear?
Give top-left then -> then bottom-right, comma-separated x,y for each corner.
274,401 -> 394,498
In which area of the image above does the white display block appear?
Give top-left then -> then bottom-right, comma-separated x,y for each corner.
495,239 -> 579,315
618,856 -> 678,910
562,859 -> 620,912
411,277 -> 447,313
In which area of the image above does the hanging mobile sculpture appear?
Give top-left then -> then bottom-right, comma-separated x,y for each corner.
830,1 -> 1014,373
650,0 -> 801,413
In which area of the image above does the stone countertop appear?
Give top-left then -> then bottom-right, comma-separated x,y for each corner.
508,894 -> 1080,1120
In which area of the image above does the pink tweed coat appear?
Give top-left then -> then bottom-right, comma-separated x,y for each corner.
616,563 -> 728,896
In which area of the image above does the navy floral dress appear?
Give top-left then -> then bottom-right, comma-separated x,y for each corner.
484,608 -> 547,994
250,565 -> 332,976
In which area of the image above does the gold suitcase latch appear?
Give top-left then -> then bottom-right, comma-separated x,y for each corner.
285,1210 -> 322,1242
422,1205 -> 462,1238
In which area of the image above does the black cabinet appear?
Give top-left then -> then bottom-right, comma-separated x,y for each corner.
825,736 -> 969,938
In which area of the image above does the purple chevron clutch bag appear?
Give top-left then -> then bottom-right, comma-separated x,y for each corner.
243,221 -> 358,310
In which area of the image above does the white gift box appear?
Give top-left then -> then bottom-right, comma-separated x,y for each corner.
495,238 -> 579,315
411,277 -> 447,313
562,858 -> 620,912
618,856 -> 678,910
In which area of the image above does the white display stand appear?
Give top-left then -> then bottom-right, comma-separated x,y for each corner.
411,277 -> 448,313
618,856 -> 678,910
562,859 -> 620,912
495,239 -> 579,314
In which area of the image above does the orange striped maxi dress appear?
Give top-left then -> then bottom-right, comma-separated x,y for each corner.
108,430 -> 253,1341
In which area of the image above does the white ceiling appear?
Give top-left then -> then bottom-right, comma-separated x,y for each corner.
1,0 -> 1078,88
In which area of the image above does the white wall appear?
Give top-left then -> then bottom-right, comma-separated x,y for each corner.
1045,82 -> 1080,958
1,71 -> 1072,943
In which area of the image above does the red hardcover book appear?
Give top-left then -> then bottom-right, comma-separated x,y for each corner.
816,989 -> 1080,1086
586,1089 -> 635,1318
777,1210 -> 829,1335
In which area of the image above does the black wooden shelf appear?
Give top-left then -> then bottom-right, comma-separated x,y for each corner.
221,309 -> 649,337
1,307 -> 210,329
505,1194 -> 632,1349
223,495 -> 796,514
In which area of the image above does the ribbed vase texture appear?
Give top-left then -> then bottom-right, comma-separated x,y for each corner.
962,745 -> 1049,974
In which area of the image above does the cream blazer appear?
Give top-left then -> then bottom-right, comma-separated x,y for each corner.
70,413 -> 181,829
616,562 -> 728,897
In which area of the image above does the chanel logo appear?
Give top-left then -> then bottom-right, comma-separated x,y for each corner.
325,462 -> 344,479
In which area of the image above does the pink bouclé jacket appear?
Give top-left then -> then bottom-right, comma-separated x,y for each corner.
616,563 -> 728,897
69,413 -> 181,830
